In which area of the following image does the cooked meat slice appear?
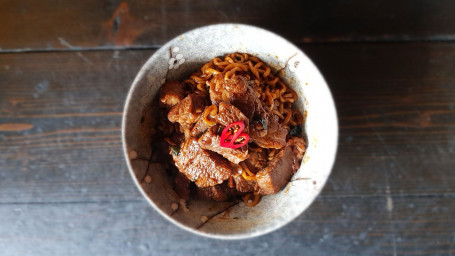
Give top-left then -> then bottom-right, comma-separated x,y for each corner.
249,112 -> 269,140
198,127 -> 248,164
215,102 -> 249,130
209,74 -> 247,105
190,117 -> 211,137
232,85 -> 265,121
174,173 -> 191,199
208,75 -> 289,147
209,75 -> 264,120
233,174 -> 256,193
191,102 -> 247,137
244,149 -> 268,173
254,128 -> 288,149
256,141 -> 303,195
168,94 -> 206,129
209,74 -> 263,119
287,136 -> 306,159
231,164 -> 256,193
254,113 -> 288,149
159,80 -> 185,107
172,138 -> 232,187
194,181 -> 239,201
211,76 -> 283,144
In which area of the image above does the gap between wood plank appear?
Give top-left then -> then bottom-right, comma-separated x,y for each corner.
3,37 -> 455,54
0,45 -> 161,54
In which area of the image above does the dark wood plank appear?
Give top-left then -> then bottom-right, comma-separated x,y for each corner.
1,42 -> 454,203
1,0 -> 455,51
391,196 -> 455,256
0,197 -> 393,256
1,196 -> 453,255
303,42 -> 455,197
0,50 -> 153,203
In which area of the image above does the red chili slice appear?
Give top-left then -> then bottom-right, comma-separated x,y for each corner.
220,121 -> 249,149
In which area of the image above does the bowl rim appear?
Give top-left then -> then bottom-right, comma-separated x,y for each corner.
122,23 -> 338,239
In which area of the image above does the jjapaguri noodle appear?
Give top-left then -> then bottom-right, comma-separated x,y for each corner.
157,53 -> 306,206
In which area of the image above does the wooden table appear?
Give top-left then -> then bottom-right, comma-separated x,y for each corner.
1,1 -> 454,255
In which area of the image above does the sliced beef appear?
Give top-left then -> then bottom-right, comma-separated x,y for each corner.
232,85 -> 265,121
198,127 -> 248,164
255,139 -> 304,195
168,94 -> 206,129
174,173 -> 191,199
159,80 -> 185,107
191,102 -> 248,138
209,75 -> 247,105
215,101 -> 249,130
231,164 -> 256,193
190,116 -> 211,137
287,136 -> 306,159
208,75 -> 288,148
233,173 -> 256,193
172,137 -> 232,187
209,75 -> 264,120
194,181 -> 239,201
244,149 -> 268,173
254,113 -> 288,149
249,113 -> 269,140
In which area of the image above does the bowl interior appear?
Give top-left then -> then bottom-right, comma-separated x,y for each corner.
122,24 -> 338,239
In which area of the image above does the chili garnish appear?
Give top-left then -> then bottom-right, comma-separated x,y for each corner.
220,121 -> 249,149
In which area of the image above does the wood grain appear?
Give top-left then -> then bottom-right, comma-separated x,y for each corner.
1,0 -> 454,254
1,43 -> 454,204
304,42 -> 455,197
1,0 -> 455,51
1,41 -> 454,255
0,123 -> 33,131
0,50 -> 153,203
0,197 -> 453,255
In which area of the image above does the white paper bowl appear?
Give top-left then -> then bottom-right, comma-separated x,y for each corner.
122,24 -> 338,239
